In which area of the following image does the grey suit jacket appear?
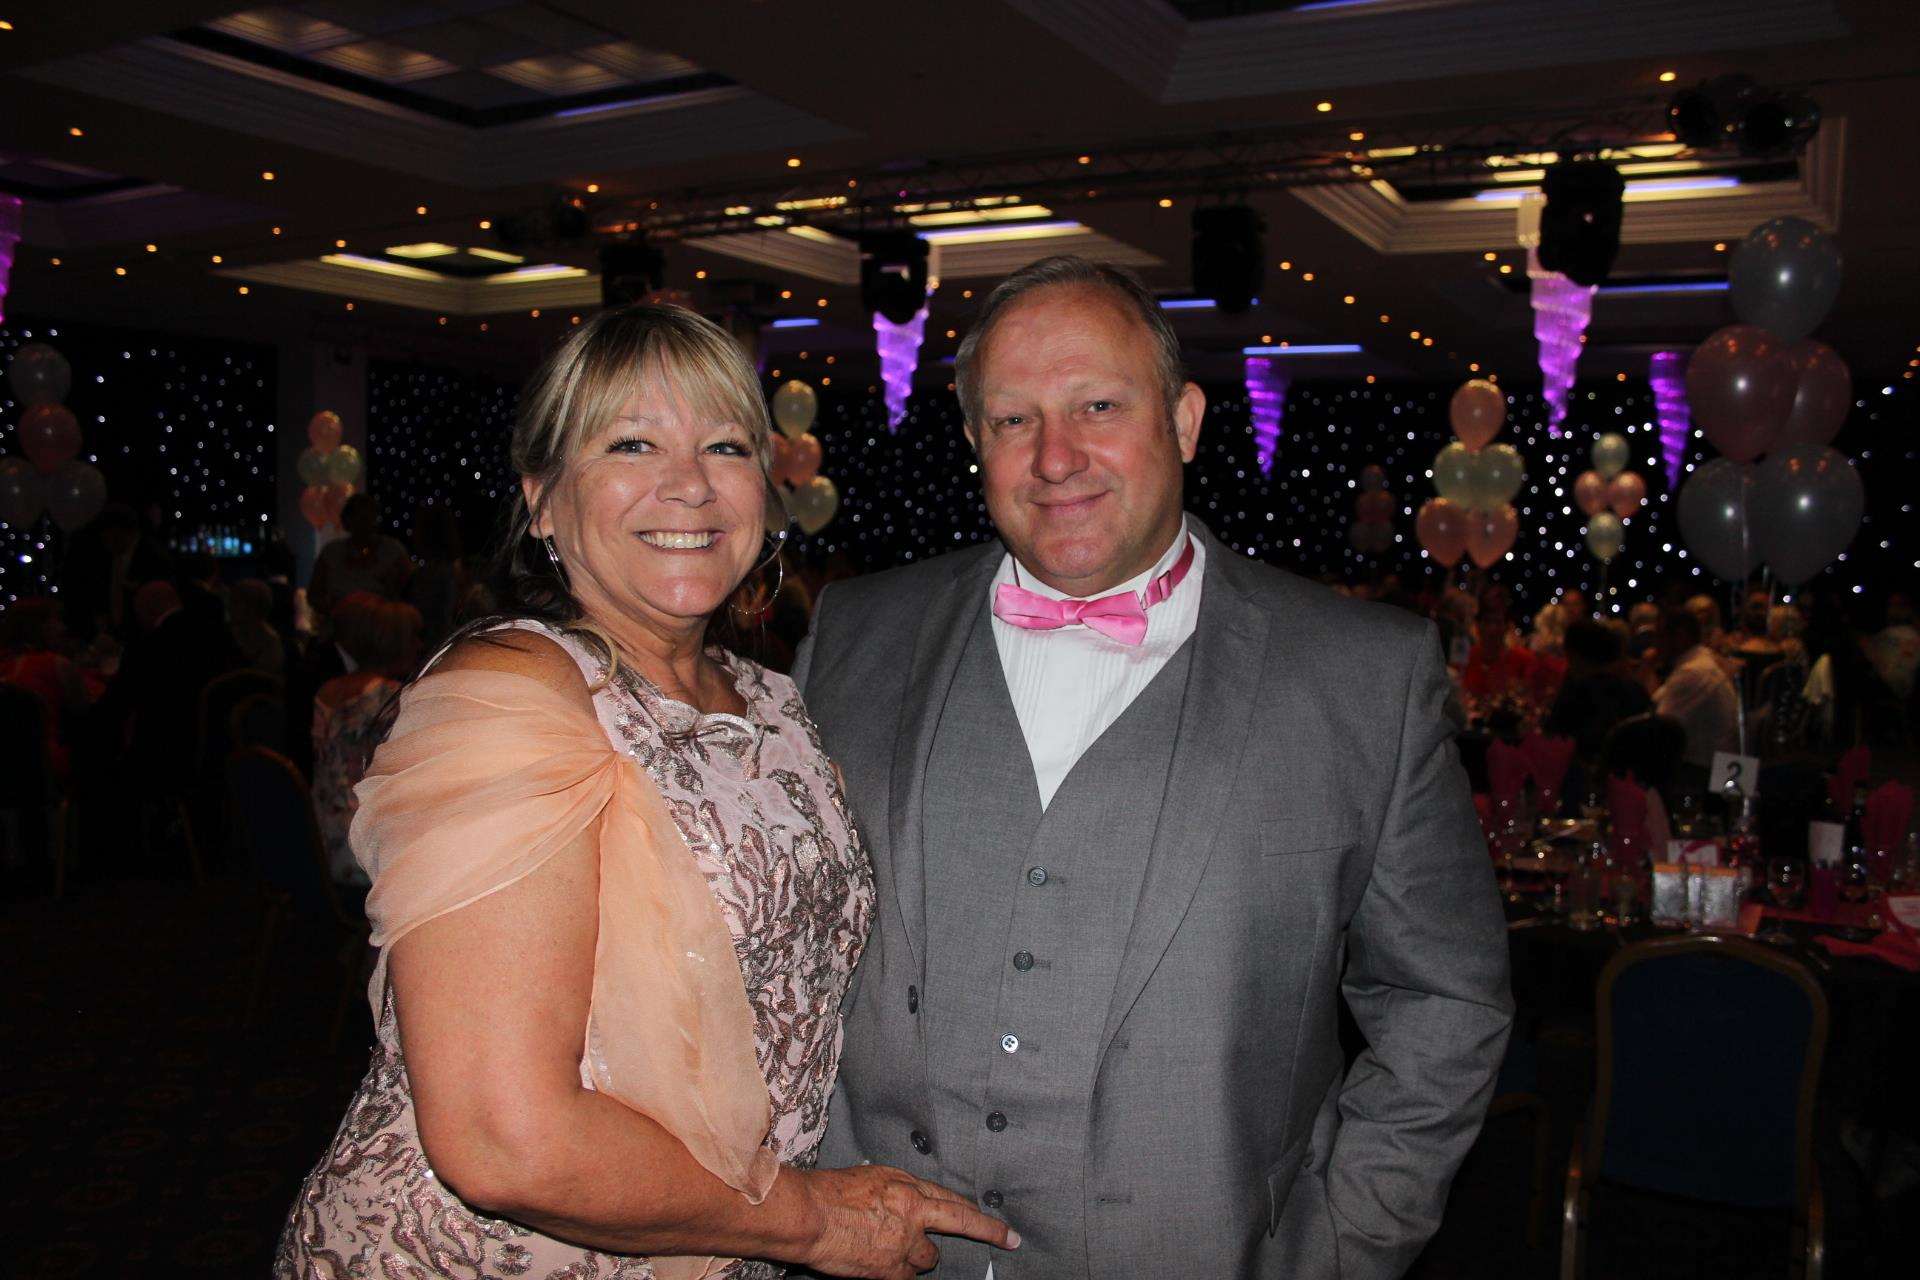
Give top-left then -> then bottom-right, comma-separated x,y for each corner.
792,523 -> 1512,1278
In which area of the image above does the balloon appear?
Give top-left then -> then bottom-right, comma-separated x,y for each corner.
0,456 -> 46,526
7,343 -> 72,406
1591,432 -> 1631,480
1676,458 -> 1760,581
296,448 -> 329,486
769,434 -> 796,487
787,432 -> 823,486
1355,490 -> 1394,524
1466,504 -> 1518,569
1573,469 -> 1610,516
1448,379 -> 1505,451
1728,216 -> 1843,345
321,482 -> 355,526
18,403 -> 81,474
1778,340 -> 1851,449
771,380 -> 818,440
1432,443 -> 1478,507
321,444 -> 363,487
1358,464 -> 1388,492
307,410 -> 343,454
787,475 -> 839,534
45,459 -> 107,531
299,485 -> 331,529
1608,471 -> 1647,520
1473,443 -> 1524,509
1415,497 -> 1468,568
1585,512 -> 1625,563
1685,325 -> 1795,462
1751,445 -> 1864,586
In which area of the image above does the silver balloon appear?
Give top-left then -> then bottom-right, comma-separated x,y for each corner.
1676,458 -> 1759,582
7,343 -> 72,407
771,380 -> 818,440
296,448 -> 329,486
1474,444 -> 1525,509
1752,445 -> 1864,586
1591,432 -> 1631,480
1728,216 -> 1842,345
45,459 -> 107,531
1432,442 -> 1478,507
1586,512 -> 1625,563
321,444 -> 364,487
787,475 -> 839,534
0,456 -> 46,527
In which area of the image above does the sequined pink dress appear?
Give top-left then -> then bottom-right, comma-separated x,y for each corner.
275,622 -> 873,1279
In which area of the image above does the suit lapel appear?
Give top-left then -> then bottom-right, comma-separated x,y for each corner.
887,544 -> 1002,975
1100,527 -> 1277,1053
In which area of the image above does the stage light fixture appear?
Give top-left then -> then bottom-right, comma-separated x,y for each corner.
858,231 -> 929,325
1537,158 -> 1625,288
1191,206 -> 1265,315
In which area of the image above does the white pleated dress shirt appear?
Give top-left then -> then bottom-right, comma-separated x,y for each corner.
988,518 -> 1205,810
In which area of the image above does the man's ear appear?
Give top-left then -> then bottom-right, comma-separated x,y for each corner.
522,477 -> 552,538
962,419 -> 979,454
1173,381 -> 1205,463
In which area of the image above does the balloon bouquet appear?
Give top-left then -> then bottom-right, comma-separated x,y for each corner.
767,380 -> 840,535
1569,431 -> 1648,603
1418,379 -> 1525,574
1,343 -> 109,535
1677,216 -> 1859,595
296,411 -> 364,533
1348,464 -> 1396,557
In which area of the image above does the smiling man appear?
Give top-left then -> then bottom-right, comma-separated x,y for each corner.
793,255 -> 1511,1278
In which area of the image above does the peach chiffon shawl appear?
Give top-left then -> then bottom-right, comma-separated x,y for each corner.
351,666 -> 778,1269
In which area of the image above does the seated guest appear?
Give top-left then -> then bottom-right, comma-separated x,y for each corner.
1547,618 -> 1652,762
0,597 -> 95,781
57,502 -> 173,641
1865,589 -> 1918,700
97,580 -> 241,792
1528,600 -> 1569,657
1753,604 -> 1811,751
1683,593 -> 1724,651
1461,584 -> 1534,699
307,493 -> 413,617
1652,608 -> 1739,780
1624,599 -> 1662,662
312,599 -> 421,886
1557,587 -> 1589,620
284,592 -> 380,778
229,578 -> 286,676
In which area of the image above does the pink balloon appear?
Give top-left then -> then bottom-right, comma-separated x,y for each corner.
1355,490 -> 1395,524
1607,470 -> 1647,520
1572,470 -> 1610,517
787,432 -> 823,485
18,403 -> 81,474
308,410 -> 343,454
298,485 -> 331,529
770,434 -> 798,487
1466,504 -> 1518,569
1685,324 -> 1795,462
321,482 -> 354,525
1778,340 -> 1852,448
1449,379 -> 1505,451
1416,498 -> 1468,568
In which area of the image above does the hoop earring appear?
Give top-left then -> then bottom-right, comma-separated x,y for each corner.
543,535 -> 569,586
730,532 -> 787,621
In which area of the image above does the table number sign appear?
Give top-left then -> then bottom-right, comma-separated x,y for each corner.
1709,750 -> 1760,799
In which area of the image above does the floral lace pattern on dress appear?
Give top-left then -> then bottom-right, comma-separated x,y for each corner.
275,624 -> 873,1280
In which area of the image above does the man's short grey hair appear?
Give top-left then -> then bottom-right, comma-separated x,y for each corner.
953,255 -> 1186,428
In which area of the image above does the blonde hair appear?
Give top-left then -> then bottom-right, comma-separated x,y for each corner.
498,303 -> 783,680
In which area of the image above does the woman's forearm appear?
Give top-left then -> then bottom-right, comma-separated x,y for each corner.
440,1084 -> 822,1265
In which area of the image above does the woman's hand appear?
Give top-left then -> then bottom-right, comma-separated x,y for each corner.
794,1164 -> 1018,1279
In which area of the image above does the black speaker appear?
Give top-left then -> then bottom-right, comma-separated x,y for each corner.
600,239 -> 666,308
859,232 -> 928,324
1537,160 -> 1625,289
1191,206 -> 1264,315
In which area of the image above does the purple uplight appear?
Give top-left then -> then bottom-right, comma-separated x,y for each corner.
1243,355 -> 1289,474
1527,247 -> 1595,438
872,305 -> 929,430
0,195 -> 22,326
1649,350 -> 1692,489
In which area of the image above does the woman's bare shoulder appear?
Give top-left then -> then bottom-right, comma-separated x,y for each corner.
431,625 -> 595,713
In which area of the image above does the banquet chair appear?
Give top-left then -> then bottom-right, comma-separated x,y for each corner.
1487,1034 -> 1553,1249
225,745 -> 370,1050
1561,934 -> 1827,1280
198,669 -> 282,777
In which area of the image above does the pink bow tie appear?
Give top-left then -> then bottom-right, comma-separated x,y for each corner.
992,536 -> 1195,646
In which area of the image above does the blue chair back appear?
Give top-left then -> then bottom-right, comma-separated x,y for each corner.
225,746 -> 341,923
1592,935 -> 1825,1209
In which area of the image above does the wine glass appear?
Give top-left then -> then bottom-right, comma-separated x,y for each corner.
1757,856 -> 1805,946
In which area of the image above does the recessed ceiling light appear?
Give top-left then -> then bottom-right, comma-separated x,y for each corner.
1483,251 -> 1497,261
1343,295 -> 1355,304
571,315 -> 581,325
1409,330 -> 1421,339
1422,337 -> 1433,346
1316,101 -> 1333,113
210,254 -> 222,264
962,289 -> 973,299
816,297 -> 828,307
945,328 -> 957,339
1469,362 -> 1480,372
114,266 -> 126,276
780,289 -> 792,299
479,322 -> 488,331
586,182 -> 599,193
1499,264 -> 1512,274
0,21 -> 14,31
68,126 -> 83,137
1158,197 -> 1173,208
237,285 -> 249,295
49,257 -> 61,266
695,269 -> 707,279
415,205 -> 428,215
1301,271 -> 1314,281
345,302 -> 355,311
1366,374 -> 1376,384
261,170 -> 275,181
1378,313 -> 1390,323
479,218 -> 492,230
1617,371 -> 1629,381
786,157 -> 802,168
271,226 -> 282,235
1713,241 -> 1727,252
1279,260 -> 1292,270
1076,154 -> 1091,165
1659,70 -> 1677,83
1349,131 -> 1365,142
335,239 -> 346,248
530,308 -> 540,317
144,243 -> 157,253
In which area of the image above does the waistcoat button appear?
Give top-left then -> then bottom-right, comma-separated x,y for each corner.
1012,951 -> 1034,972
986,1110 -> 1007,1132
1001,1033 -> 1019,1053
984,1189 -> 1004,1209
1027,866 -> 1048,886
910,1129 -> 931,1155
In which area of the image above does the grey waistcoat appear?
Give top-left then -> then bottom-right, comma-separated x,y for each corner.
919,606 -> 1194,1277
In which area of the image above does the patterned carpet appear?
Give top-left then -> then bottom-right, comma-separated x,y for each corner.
4,875 -> 1912,1278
